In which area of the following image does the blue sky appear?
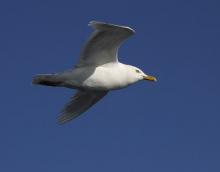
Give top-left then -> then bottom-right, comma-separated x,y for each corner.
0,0 -> 220,171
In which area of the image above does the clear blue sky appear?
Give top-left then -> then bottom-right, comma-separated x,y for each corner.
0,0 -> 220,171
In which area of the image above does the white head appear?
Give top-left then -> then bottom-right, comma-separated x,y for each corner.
125,65 -> 157,84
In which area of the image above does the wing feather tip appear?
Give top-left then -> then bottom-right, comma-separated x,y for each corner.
88,20 -> 135,34
57,111 -> 81,124
57,115 -> 71,125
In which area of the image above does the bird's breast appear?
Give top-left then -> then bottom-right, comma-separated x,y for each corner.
82,65 -> 130,91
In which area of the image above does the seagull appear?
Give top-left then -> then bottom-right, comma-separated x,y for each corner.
33,21 -> 157,124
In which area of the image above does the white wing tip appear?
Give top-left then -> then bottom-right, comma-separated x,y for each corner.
88,20 -> 136,34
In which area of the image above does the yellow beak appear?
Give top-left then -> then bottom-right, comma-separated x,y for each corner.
143,75 -> 157,82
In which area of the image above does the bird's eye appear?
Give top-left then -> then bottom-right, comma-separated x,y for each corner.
135,69 -> 141,73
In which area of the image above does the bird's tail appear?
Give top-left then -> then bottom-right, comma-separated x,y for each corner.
32,74 -> 63,87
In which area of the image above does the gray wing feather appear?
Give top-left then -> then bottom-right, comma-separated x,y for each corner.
58,90 -> 108,124
77,21 -> 135,67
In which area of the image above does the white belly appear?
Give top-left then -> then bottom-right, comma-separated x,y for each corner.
82,64 -> 132,90
63,63 -> 138,91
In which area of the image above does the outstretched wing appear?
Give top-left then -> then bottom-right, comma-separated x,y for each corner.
58,90 -> 108,124
76,21 -> 135,67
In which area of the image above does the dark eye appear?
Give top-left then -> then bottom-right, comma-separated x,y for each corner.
135,69 -> 141,73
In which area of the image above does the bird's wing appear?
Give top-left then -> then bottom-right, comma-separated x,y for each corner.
76,21 -> 135,67
58,90 -> 108,124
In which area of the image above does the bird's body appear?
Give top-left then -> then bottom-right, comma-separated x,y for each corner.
33,21 -> 157,124
63,63 -> 141,90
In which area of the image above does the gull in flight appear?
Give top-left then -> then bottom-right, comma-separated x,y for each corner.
33,21 -> 157,124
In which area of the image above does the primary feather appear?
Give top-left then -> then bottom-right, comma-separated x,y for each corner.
58,91 -> 107,124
